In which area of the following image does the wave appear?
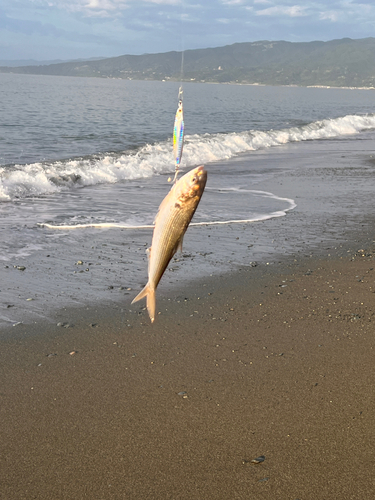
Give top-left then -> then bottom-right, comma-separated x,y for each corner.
1,113 -> 374,202
38,190 -> 296,229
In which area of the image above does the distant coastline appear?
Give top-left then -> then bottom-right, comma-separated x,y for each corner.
2,73 -> 375,91
205,81 -> 375,90
1,37 -> 375,89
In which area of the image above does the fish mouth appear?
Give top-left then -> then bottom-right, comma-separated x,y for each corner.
194,166 -> 207,192
195,165 -> 207,181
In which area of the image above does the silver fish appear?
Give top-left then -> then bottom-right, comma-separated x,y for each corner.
132,165 -> 207,322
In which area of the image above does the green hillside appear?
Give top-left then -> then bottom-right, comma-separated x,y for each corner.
1,38 -> 375,88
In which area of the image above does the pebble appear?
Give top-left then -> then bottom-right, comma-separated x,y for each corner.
76,260 -> 83,265
15,266 -> 26,271
242,455 -> 266,465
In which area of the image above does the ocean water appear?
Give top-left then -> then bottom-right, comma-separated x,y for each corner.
1,73 -> 375,326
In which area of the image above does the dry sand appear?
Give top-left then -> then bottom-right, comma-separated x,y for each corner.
1,244 -> 375,499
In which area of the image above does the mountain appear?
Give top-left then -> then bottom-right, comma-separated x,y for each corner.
1,38 -> 375,88
0,57 -> 106,68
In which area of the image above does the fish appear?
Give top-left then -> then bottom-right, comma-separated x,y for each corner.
132,165 -> 207,323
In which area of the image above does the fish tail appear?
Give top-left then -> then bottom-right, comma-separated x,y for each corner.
131,283 -> 156,323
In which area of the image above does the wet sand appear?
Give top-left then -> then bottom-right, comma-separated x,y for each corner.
2,143 -> 375,499
3,134 -> 375,327
1,242 -> 375,499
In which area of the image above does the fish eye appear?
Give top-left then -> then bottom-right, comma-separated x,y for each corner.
192,176 -> 197,182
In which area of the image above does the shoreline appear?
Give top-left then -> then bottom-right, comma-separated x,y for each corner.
3,136 -> 375,328
2,72 -> 375,91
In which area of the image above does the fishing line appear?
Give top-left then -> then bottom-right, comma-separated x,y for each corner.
180,50 -> 185,86
170,6 -> 186,183
179,1 -> 185,87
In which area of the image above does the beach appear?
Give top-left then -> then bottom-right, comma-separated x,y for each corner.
2,143 -> 375,499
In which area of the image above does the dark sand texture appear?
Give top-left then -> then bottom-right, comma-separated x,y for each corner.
1,247 -> 375,499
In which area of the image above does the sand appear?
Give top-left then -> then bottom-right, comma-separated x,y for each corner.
2,142 -> 375,499
1,244 -> 375,499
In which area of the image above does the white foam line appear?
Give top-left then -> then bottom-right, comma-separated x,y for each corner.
37,193 -> 296,230
37,222 -> 155,230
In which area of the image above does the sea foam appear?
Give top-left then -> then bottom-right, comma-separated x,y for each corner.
1,113 -> 374,202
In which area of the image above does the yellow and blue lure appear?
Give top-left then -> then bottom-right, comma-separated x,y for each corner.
172,86 -> 184,182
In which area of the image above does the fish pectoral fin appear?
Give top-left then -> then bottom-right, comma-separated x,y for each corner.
131,283 -> 156,323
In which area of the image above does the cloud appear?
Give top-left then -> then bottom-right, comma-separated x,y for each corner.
47,0 -> 128,17
318,1 -> 373,23
3,0 -> 375,61
145,0 -> 181,4
221,0 -> 245,5
35,0 -> 180,18
319,10 -> 338,21
255,5 -> 308,17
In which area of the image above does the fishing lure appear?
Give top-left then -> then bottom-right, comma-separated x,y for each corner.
172,86 -> 184,182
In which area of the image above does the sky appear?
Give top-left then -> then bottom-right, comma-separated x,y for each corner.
0,0 -> 374,62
